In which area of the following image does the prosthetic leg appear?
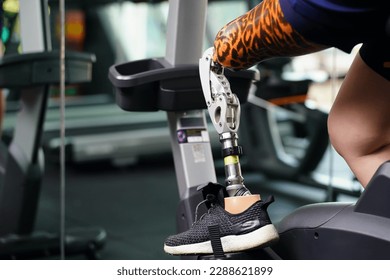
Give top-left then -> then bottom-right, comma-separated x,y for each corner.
199,47 -> 261,214
162,49 -> 279,258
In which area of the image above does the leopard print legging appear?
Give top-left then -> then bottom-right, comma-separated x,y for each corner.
213,0 -> 327,69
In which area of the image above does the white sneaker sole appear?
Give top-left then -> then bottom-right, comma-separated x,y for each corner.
164,224 -> 279,255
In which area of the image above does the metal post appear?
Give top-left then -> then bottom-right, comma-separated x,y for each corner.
165,0 -> 217,201
165,0 -> 207,65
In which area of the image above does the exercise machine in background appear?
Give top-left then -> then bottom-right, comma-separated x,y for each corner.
0,0 -> 105,259
240,57 -> 361,201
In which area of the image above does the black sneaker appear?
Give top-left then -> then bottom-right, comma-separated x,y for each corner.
164,195 -> 279,255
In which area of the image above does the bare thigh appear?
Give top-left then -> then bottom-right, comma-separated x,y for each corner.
328,52 -> 390,187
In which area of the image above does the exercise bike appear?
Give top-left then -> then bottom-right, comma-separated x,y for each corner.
109,0 -> 390,260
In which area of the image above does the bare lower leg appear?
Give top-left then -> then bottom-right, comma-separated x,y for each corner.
328,53 -> 390,187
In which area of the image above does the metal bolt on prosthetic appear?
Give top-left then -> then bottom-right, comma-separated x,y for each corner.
199,47 -> 251,197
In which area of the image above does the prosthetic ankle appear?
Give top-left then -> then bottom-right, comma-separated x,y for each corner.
199,48 -> 259,212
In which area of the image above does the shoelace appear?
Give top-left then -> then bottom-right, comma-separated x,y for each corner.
193,194 -> 217,225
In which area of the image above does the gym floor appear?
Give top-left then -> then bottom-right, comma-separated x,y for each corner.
35,148 -> 358,260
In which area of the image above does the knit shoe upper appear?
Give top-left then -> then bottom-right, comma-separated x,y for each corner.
164,196 -> 279,255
